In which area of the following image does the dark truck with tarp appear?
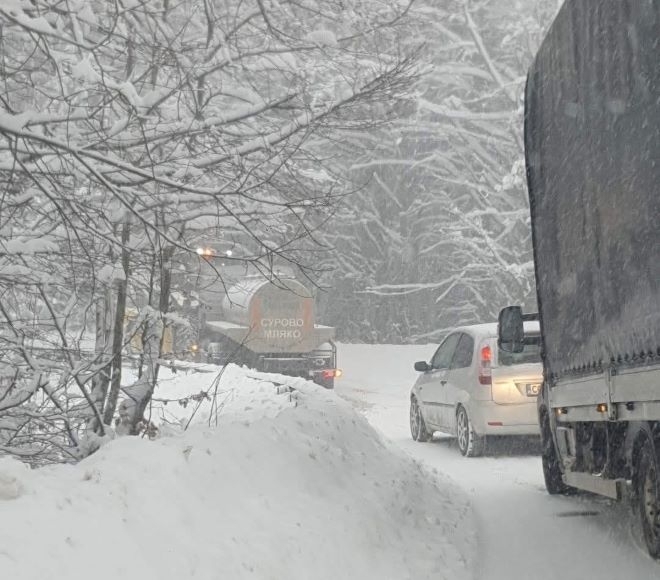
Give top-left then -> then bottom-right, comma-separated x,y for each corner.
498,0 -> 660,557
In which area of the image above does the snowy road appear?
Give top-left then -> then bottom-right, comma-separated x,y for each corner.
336,344 -> 660,580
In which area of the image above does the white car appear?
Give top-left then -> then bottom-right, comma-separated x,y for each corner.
409,322 -> 542,456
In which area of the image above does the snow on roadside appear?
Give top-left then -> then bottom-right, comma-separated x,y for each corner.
0,366 -> 475,580
141,363 -> 298,429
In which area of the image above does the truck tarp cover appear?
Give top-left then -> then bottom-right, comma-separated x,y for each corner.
525,0 -> 660,379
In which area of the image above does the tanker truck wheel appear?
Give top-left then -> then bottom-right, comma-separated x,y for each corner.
540,409 -> 573,495
636,434 -> 660,559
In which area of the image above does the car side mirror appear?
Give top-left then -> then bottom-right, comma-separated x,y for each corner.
414,361 -> 431,372
498,306 -> 525,353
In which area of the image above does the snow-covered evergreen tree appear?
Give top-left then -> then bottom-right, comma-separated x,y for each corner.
318,0 -> 557,342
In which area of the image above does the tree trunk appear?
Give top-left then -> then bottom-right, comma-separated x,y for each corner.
103,221 -> 131,426
127,244 -> 174,435
92,287 -> 113,402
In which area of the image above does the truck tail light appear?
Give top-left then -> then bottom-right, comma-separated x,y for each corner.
322,369 -> 342,380
479,345 -> 492,385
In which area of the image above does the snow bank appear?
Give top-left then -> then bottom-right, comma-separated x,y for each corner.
0,367 -> 474,580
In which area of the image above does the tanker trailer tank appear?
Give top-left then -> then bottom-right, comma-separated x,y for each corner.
201,276 -> 339,388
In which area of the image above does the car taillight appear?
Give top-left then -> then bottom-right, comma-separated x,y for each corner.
479,345 -> 492,385
322,369 -> 342,379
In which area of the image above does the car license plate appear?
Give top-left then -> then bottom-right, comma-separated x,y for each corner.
526,383 -> 541,397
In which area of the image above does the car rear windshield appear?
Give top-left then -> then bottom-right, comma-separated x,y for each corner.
497,335 -> 542,366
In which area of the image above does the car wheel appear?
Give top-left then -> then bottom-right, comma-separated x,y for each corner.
456,406 -> 484,457
409,396 -> 430,442
636,435 -> 660,559
540,409 -> 573,495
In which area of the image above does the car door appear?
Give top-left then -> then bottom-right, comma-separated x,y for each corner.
419,333 -> 460,431
443,333 -> 475,433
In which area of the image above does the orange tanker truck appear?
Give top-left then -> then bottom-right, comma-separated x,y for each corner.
197,270 -> 340,389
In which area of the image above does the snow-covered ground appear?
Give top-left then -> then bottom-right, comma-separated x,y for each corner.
0,364 -> 474,580
4,342 -> 658,580
335,343 -> 660,580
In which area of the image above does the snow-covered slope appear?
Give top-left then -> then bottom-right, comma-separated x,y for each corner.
0,366 -> 474,580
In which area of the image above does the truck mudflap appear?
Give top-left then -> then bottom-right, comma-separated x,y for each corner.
562,472 -> 626,501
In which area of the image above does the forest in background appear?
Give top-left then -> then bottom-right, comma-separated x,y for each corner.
318,0 -> 558,343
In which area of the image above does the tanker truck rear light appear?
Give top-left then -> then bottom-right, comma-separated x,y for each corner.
478,345 -> 492,385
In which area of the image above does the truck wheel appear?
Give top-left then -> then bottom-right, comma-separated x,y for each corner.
456,406 -> 484,457
540,410 -> 572,495
636,436 -> 660,558
410,396 -> 430,442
